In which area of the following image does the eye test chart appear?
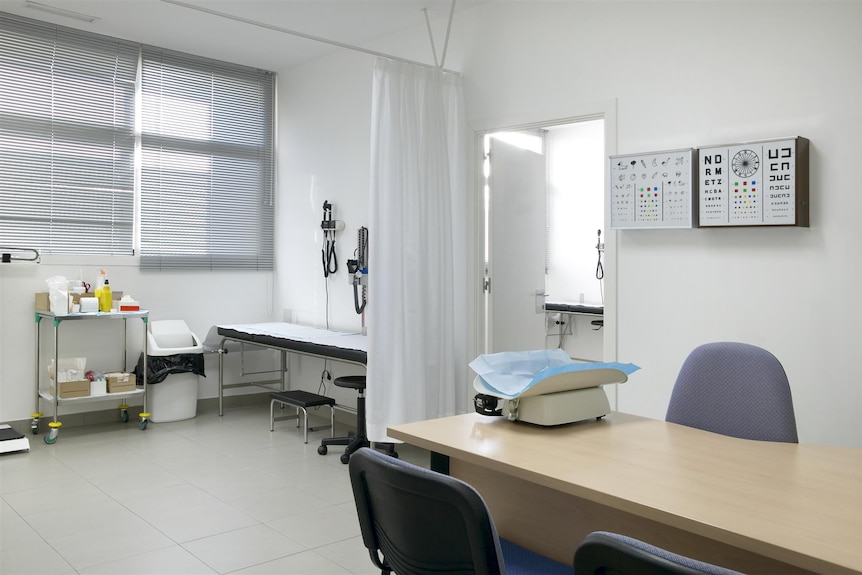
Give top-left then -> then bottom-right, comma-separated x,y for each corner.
698,137 -> 809,227
609,148 -> 696,229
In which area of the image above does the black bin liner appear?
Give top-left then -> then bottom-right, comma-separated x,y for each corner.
134,352 -> 206,385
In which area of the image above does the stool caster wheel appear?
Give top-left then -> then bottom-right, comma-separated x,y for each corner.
340,453 -> 350,464
317,445 -> 328,455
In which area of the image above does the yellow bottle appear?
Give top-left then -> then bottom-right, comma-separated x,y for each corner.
100,278 -> 112,312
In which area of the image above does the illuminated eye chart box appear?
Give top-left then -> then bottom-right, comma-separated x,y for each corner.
609,148 -> 696,229
698,137 -> 809,227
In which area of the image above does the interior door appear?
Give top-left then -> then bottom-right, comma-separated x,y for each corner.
487,137 -> 547,352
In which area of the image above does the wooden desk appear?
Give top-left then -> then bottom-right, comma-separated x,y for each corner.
388,412 -> 862,575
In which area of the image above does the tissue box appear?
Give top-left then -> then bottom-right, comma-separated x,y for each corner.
51,380 -> 90,398
118,301 -> 140,312
107,373 -> 136,393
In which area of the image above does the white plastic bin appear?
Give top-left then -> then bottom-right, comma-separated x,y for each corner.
147,320 -> 203,423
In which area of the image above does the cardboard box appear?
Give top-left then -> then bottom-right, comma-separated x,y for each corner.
35,292 -> 50,312
51,379 -> 91,399
107,373 -> 137,393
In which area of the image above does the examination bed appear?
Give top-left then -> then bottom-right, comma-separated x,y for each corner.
215,322 -> 367,416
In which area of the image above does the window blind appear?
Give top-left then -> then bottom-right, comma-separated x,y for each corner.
139,47 -> 275,270
0,15 -> 138,255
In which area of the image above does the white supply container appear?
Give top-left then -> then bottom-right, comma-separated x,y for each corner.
147,320 -> 203,423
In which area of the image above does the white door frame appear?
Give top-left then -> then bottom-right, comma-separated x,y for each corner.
467,99 -> 619,401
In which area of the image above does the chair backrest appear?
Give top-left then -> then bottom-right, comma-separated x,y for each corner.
574,531 -> 745,575
666,342 -> 798,443
348,447 -> 505,575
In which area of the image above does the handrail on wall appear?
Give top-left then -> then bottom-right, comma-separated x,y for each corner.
0,246 -> 41,264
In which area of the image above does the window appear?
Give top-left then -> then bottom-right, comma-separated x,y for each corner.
0,15 -> 138,255
0,14 -> 275,270
139,49 -> 275,270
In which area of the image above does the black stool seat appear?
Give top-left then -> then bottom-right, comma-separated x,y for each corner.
271,390 -> 336,408
334,375 -> 366,390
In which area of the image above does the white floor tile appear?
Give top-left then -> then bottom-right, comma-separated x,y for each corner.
231,549 -> 351,574
267,505 -> 360,549
181,523 -> 306,573
0,397 -> 431,575
78,544 -> 217,575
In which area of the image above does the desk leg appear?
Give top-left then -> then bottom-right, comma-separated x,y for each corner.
430,451 -> 449,475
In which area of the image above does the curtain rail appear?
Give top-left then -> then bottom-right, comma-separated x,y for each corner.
160,0 -> 460,75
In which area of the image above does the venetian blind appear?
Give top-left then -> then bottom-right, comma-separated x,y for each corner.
0,15 -> 138,255
139,47 -> 275,270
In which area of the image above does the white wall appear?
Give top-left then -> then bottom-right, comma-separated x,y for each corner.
457,1 -> 862,447
276,1 -> 862,447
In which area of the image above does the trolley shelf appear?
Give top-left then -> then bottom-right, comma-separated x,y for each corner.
34,309 -> 150,443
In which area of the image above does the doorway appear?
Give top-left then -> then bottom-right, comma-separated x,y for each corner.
476,105 -> 616,366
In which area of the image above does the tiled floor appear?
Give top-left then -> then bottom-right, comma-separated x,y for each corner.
0,401 -> 429,575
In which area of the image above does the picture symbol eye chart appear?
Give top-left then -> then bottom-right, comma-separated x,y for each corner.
609,148 -> 695,229
698,137 -> 809,227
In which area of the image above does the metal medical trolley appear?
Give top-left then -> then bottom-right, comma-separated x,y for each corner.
33,309 -> 149,444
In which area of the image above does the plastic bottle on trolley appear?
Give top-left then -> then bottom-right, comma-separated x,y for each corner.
96,269 -> 112,312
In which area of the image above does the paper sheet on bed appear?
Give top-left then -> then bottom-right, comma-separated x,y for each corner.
469,349 -> 639,399
213,323 -> 367,353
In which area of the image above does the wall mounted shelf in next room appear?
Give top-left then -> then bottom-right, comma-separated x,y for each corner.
698,137 -> 809,228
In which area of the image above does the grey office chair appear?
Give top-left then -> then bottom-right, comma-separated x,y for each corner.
666,342 -> 798,443
348,447 -> 570,575
574,531 -> 745,575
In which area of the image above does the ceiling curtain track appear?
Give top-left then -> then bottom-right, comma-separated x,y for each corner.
160,0 -> 460,74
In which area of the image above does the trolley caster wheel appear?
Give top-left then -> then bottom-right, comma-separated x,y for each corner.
138,412 -> 150,431
30,413 -> 42,435
44,423 -> 61,444
317,445 -> 328,455
139,419 -> 148,430
120,409 -> 129,423
340,453 -> 350,464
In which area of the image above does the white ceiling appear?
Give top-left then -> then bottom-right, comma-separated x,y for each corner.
1,0 -> 481,71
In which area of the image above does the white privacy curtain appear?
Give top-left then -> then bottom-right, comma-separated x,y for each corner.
366,58 -> 468,442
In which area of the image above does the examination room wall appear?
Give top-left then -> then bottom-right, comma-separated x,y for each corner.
274,1 -> 862,447
459,0 -> 862,447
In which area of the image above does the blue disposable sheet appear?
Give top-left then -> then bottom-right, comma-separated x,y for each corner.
469,349 -> 640,399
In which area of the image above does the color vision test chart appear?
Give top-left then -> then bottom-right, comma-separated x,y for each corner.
609,148 -> 696,229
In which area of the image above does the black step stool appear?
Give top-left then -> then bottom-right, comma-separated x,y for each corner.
270,390 -> 335,444
318,375 -> 397,464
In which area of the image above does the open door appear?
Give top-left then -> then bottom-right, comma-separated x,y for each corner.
487,137 -> 547,352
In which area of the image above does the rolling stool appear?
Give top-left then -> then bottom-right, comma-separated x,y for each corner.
317,375 -> 397,464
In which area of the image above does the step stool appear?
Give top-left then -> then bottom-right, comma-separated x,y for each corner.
270,390 -> 336,444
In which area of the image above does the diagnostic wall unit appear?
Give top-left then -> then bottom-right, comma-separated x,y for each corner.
609,148 -> 696,229
698,137 -> 809,227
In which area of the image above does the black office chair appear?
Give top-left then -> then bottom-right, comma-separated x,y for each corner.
666,342 -> 798,443
349,447 -> 570,575
318,375 -> 395,464
574,531 -> 745,575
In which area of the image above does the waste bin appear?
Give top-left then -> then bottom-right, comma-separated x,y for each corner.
138,320 -> 205,423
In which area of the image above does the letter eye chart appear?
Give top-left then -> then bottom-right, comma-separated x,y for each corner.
609,148 -> 696,229
698,137 -> 809,227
